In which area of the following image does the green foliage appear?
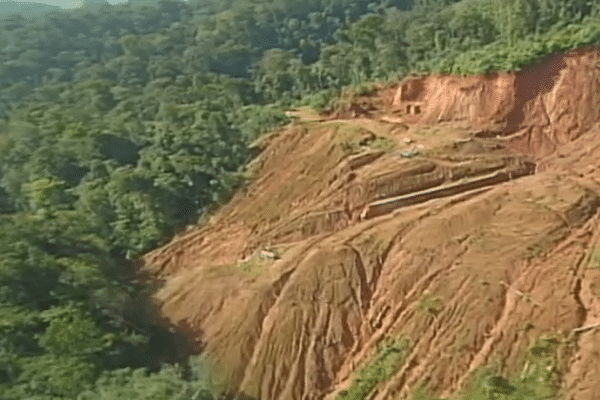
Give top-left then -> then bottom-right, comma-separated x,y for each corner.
333,124 -> 396,155
304,88 -> 340,112
418,293 -> 444,317
12,354 -> 98,398
350,82 -> 377,96
1,0 -> 600,397
370,136 -> 397,152
233,104 -> 290,142
38,305 -> 107,356
590,248 -> 600,268
424,16 -> 600,75
413,333 -> 564,400
21,177 -> 68,218
337,337 -> 412,400
0,208 -> 211,399
78,366 -> 209,400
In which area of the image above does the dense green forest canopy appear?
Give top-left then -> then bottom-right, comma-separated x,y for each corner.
1,0 -> 600,398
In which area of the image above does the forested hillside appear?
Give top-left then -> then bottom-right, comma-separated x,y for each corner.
0,1 -> 59,19
1,0 -> 600,398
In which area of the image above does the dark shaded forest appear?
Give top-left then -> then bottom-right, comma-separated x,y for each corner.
1,0 -> 600,398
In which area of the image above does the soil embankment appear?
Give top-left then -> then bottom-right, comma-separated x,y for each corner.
142,47 -> 600,400
391,47 -> 600,158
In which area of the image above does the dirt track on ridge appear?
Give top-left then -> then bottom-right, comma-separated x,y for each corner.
142,47 -> 600,400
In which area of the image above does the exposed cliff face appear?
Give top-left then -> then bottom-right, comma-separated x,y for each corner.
392,47 -> 600,157
143,47 -> 600,400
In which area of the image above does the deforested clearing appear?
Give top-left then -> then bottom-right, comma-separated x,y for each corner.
143,47 -> 600,400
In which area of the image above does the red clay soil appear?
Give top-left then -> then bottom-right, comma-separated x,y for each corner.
142,47 -> 600,400
391,47 -> 600,158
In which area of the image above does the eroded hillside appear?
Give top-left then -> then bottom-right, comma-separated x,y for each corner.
142,47 -> 600,400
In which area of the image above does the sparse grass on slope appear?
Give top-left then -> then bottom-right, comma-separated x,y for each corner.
334,124 -> 396,155
413,333 -> 566,400
590,248 -> 600,268
336,337 -> 412,400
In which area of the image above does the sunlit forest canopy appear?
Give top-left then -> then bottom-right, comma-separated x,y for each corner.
1,0 -> 600,398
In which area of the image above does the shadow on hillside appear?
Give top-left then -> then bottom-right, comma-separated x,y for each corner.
120,237 -> 260,400
114,259 -> 206,369
503,50 -> 569,133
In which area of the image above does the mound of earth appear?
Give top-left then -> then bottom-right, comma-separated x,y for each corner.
142,47 -> 600,400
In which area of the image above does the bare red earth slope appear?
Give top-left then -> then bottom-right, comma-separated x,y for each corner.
142,47 -> 600,400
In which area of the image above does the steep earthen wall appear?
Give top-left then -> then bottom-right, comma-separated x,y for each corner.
393,47 -> 600,156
